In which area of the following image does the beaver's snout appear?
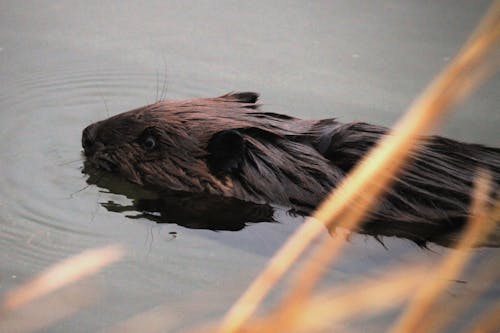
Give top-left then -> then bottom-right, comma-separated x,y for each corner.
82,123 -> 99,156
82,122 -> 119,172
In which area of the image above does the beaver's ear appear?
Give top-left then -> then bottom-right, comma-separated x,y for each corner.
219,92 -> 259,104
207,130 -> 246,175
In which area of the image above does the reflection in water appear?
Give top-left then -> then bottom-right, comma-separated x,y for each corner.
83,161 -> 276,231
104,195 -> 276,232
83,161 -> 498,247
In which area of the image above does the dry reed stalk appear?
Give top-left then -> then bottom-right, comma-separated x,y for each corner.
244,266 -> 428,333
103,304 -> 176,333
228,174 -> 497,333
0,284 -> 99,333
276,229 -> 347,318
463,303 -> 500,333
1,245 -> 123,312
426,256 -> 500,333
218,2 -> 500,332
236,233 -> 346,333
389,172 -> 498,333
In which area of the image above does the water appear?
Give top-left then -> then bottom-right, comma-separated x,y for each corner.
0,1 -> 498,332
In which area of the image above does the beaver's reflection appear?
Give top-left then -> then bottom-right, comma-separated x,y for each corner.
83,162 -> 498,247
102,195 -> 276,231
84,162 -> 275,231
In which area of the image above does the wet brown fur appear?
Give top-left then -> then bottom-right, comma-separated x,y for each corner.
82,92 -> 500,245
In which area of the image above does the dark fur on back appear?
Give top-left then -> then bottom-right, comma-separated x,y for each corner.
82,92 -> 500,246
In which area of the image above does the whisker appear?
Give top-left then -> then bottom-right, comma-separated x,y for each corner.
58,158 -> 84,166
160,54 -> 168,101
90,190 -> 102,222
155,69 -> 160,103
69,171 -> 105,198
98,88 -> 110,117
69,184 -> 93,198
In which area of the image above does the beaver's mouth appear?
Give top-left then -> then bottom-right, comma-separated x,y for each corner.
96,156 -> 117,172
85,151 -> 118,173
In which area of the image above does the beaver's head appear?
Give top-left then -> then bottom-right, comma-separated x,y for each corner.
82,92 -> 342,209
82,107 -> 205,191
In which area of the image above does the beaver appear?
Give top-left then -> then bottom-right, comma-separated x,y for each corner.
82,92 -> 500,245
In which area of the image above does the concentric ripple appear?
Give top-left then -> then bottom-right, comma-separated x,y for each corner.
0,65 -> 186,278
0,64 -> 305,299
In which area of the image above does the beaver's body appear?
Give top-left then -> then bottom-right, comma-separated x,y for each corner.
82,92 -> 499,245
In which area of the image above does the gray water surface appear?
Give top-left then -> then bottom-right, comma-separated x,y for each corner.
0,1 -> 498,332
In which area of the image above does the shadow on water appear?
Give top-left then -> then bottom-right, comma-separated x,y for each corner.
82,160 -> 498,248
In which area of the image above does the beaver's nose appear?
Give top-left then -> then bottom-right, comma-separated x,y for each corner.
82,123 -> 98,156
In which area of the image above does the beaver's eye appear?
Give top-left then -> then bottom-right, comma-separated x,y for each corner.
143,135 -> 156,151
